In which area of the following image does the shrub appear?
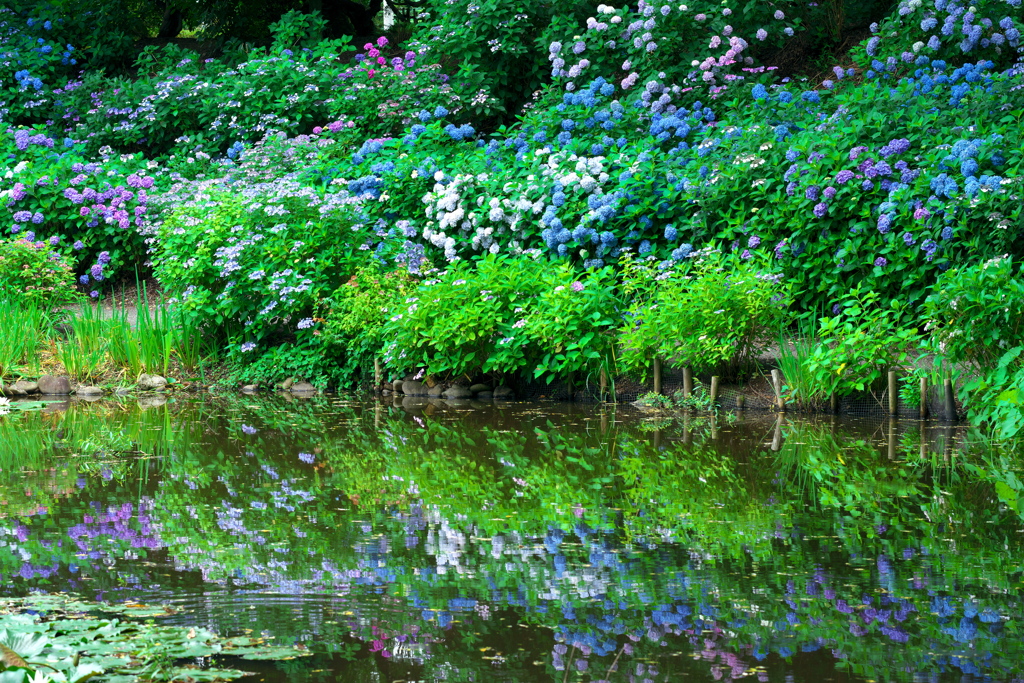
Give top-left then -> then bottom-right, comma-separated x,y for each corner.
1,127 -> 154,287
382,255 -> 619,381
926,256 -> 1024,439
925,255 -> 1024,371
323,264 -> 417,385
56,29 -> 494,158
382,255 -> 553,379
0,237 -> 80,307
803,287 -> 925,397
618,249 -> 789,377
149,179 -> 377,357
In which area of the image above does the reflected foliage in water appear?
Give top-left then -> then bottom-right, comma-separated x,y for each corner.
1,396 -> 1023,682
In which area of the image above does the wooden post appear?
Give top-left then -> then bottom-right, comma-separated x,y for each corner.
710,412 -> 718,440
919,377 -> 928,420
683,412 -> 692,445
373,358 -> 382,390
888,370 -> 898,416
887,420 -> 896,460
736,394 -> 746,411
653,357 -> 663,395
771,369 -> 786,411
943,377 -> 956,421
919,420 -> 927,460
830,392 -> 838,414
709,376 -> 720,407
683,367 -> 693,398
599,368 -> 608,401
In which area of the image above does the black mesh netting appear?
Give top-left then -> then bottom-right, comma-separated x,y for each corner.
510,366 -> 963,419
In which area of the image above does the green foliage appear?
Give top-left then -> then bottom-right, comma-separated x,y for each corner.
776,323 -> 825,409
924,257 -> 1024,438
804,287 -> 925,396
323,264 -> 416,385
382,255 -> 619,381
151,187 -> 350,354
520,265 -> 619,382
0,301 -> 47,383
0,238 -> 80,309
412,0 -> 592,116
56,28 -> 488,158
618,250 -> 789,377
925,255 -> 1024,371
383,255 -> 551,379
268,9 -> 331,50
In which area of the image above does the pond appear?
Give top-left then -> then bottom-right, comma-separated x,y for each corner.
1,395 -> 1021,683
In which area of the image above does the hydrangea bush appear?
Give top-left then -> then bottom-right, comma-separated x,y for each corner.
1,126 -> 154,292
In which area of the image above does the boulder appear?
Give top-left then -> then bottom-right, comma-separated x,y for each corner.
476,391 -> 493,400
76,386 -> 104,396
427,384 -> 445,398
443,385 -> 472,399
402,380 -> 427,396
115,388 -> 133,396
291,382 -> 317,393
277,377 -> 295,391
7,380 -> 39,396
241,384 -> 259,393
38,375 -> 72,395
493,385 -> 514,400
469,383 -> 490,394
392,379 -> 405,393
137,374 -> 168,391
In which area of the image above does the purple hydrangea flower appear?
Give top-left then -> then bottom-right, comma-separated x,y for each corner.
813,202 -> 828,218
835,170 -> 855,185
874,257 -> 887,267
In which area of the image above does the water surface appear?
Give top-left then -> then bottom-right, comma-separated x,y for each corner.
1,395 -> 1019,683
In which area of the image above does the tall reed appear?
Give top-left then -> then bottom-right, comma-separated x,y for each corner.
0,299 -> 47,383
775,322 -> 830,410
55,302 -> 109,382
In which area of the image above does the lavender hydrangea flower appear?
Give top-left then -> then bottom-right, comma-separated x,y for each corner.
874,257 -> 887,267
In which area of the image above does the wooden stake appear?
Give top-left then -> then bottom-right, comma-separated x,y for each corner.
373,358 -> 382,389
830,392 -> 838,414
709,376 -> 720,406
653,357 -> 663,395
888,370 -> 898,416
919,377 -> 928,420
736,394 -> 746,410
599,368 -> 608,401
683,367 -> 693,398
771,369 -> 786,411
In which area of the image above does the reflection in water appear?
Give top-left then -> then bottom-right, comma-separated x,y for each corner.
1,396 -> 1021,682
